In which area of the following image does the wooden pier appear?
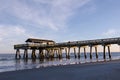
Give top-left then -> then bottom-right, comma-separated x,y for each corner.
14,37 -> 120,60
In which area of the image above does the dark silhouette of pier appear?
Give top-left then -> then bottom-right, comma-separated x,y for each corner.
14,37 -> 120,60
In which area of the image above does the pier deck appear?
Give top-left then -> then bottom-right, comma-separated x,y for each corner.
14,37 -> 120,59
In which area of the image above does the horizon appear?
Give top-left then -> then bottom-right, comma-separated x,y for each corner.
0,0 -> 120,53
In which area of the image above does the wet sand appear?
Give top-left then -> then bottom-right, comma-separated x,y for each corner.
0,60 -> 120,80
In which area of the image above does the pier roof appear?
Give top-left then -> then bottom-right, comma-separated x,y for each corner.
25,38 -> 55,43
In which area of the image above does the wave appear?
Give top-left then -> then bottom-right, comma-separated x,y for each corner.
0,58 -> 15,61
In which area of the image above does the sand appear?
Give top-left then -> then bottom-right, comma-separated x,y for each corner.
0,60 -> 120,80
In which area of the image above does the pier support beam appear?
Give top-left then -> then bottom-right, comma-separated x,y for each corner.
84,47 -> 87,59
45,49 -> 50,58
15,49 -> 21,59
103,45 -> 106,59
58,49 -> 60,58
31,49 -> 36,59
60,48 -> 63,58
39,49 -> 44,59
95,46 -> 98,59
65,48 -> 68,58
78,47 -> 81,59
23,49 -> 28,59
74,47 -> 77,58
50,49 -> 54,58
89,46 -> 92,59
55,49 -> 59,58
66,47 -> 70,59
107,45 -> 111,59
58,48 -> 62,59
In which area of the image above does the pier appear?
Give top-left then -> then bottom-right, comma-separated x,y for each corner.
14,37 -> 120,60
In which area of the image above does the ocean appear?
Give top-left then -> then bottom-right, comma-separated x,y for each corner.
0,52 -> 120,72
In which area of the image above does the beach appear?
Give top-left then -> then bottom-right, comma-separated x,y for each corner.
0,60 -> 120,80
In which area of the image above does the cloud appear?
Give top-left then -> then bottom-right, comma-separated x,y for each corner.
0,24 -> 31,52
102,29 -> 120,37
0,0 -> 91,31
0,24 -> 31,43
0,0 -> 95,53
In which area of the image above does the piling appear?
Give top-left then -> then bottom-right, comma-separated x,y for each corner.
84,47 -> 87,59
23,49 -> 28,59
67,47 -> 70,59
74,47 -> 77,58
103,45 -> 106,59
65,48 -> 68,58
107,46 -> 111,59
78,47 -> 81,59
90,46 -> 92,59
39,49 -> 44,59
95,46 -> 98,59
31,49 -> 36,59
15,49 -> 21,59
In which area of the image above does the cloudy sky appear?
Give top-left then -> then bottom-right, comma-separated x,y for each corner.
0,0 -> 120,53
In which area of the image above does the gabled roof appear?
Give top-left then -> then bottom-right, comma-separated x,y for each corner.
25,38 -> 55,43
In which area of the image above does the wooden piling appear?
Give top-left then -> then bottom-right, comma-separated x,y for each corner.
95,46 -> 98,59
39,49 -> 44,59
51,49 -> 55,58
56,50 -> 59,58
31,49 -> 36,59
23,49 -> 28,59
65,48 -> 68,58
90,46 -> 92,59
74,48 -> 77,58
46,49 -> 50,59
49,49 -> 53,58
15,49 -> 21,59
67,47 -> 70,58
78,47 -> 81,59
108,46 -> 111,59
60,48 -> 62,58
84,47 -> 87,59
103,45 -> 106,59
58,48 -> 62,59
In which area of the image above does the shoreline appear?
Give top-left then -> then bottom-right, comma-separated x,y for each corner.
0,59 -> 120,80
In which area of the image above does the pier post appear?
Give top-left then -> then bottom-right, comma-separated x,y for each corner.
90,46 -> 92,59
95,46 -> 98,59
15,49 -> 21,59
74,47 -> 77,58
107,45 -> 111,59
56,49 -> 59,58
49,49 -> 52,58
23,49 -> 28,59
39,49 -> 44,59
58,49 -> 60,58
45,49 -> 50,59
58,48 -> 62,59
31,49 -> 36,59
44,49 -> 47,58
54,49 -> 56,58
84,47 -> 87,59
50,49 -> 54,58
60,48 -> 63,58
65,48 -> 68,58
78,47 -> 81,59
103,45 -> 106,59
68,47 -> 70,58
45,49 -> 49,58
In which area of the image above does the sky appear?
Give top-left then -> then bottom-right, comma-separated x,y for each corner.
0,0 -> 120,53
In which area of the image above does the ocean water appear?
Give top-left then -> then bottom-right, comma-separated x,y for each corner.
0,52 -> 120,72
